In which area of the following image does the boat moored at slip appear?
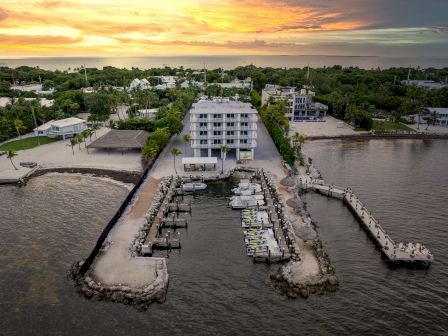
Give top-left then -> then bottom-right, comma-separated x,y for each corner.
181,182 -> 207,192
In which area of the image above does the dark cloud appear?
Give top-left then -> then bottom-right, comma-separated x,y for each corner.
272,0 -> 448,29
274,24 -> 322,32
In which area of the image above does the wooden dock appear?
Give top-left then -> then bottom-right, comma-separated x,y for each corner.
141,180 -> 184,255
312,183 -> 434,264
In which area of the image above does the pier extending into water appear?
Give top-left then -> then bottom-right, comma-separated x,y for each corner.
305,182 -> 434,264
141,178 -> 192,255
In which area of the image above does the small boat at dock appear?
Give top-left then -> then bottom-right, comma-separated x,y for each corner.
181,182 -> 207,192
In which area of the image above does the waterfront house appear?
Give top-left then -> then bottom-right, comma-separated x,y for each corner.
261,84 -> 328,121
422,107 -> 448,126
33,117 -> 87,139
189,97 -> 258,160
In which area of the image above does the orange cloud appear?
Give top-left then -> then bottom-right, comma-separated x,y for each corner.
0,0 -> 444,57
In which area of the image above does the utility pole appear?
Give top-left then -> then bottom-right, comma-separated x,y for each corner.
31,106 -> 40,146
220,67 -> 224,97
407,65 -> 411,84
83,64 -> 88,85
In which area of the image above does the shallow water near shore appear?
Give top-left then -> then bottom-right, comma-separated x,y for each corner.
1,139 -> 448,335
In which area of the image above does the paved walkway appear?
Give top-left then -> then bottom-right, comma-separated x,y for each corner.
91,176 -> 162,287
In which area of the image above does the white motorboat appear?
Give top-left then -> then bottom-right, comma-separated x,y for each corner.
181,182 -> 207,191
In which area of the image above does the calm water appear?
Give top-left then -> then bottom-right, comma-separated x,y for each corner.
1,55 -> 447,71
1,140 -> 448,335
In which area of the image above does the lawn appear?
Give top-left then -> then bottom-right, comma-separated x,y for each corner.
371,120 -> 416,133
0,136 -> 59,151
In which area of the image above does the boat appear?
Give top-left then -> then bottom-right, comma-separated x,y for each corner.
181,182 -> 207,191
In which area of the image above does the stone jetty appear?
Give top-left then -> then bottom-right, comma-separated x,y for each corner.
308,181 -> 434,264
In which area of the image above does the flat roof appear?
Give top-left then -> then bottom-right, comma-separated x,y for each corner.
50,117 -> 86,127
87,129 -> 149,149
190,100 -> 257,115
182,157 -> 218,165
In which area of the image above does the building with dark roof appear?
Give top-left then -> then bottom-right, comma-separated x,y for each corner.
87,130 -> 149,150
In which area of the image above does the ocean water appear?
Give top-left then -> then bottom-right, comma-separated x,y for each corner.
1,139 -> 448,335
0,55 -> 447,71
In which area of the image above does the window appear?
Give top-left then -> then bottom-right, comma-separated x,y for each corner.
240,122 -> 248,127
227,122 -> 234,127
213,139 -> 222,144
227,139 -> 234,144
240,139 -> 248,144
200,140 -> 207,144
213,114 -> 222,118
226,131 -> 234,136
241,113 -> 249,118
226,113 -> 235,118
241,131 -> 248,136
213,122 -> 221,127
213,131 -> 221,136
199,113 -> 207,119
199,122 -> 207,127
200,131 -> 208,136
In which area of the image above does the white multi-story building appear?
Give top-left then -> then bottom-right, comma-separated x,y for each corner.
190,98 -> 258,160
261,84 -> 328,121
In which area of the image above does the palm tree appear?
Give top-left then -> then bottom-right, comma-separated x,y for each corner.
69,138 -> 77,155
91,123 -> 100,138
81,130 -> 92,154
171,147 -> 182,174
426,111 -> 439,130
291,132 -> 305,151
13,119 -> 25,138
6,150 -> 18,170
220,145 -> 229,174
75,135 -> 83,150
182,133 -> 191,155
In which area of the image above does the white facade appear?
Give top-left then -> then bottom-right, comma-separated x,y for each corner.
261,85 -> 328,121
190,98 -> 258,160
137,108 -> 158,119
401,80 -> 447,90
0,97 -> 54,108
11,84 -> 55,95
33,117 -> 87,139
423,108 -> 448,126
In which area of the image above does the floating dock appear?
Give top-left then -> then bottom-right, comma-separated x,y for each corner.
311,182 -> 434,264
232,174 -> 294,263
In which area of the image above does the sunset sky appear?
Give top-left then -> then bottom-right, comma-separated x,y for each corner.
0,0 -> 447,57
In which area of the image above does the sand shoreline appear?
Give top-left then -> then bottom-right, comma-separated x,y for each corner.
31,167 -> 142,184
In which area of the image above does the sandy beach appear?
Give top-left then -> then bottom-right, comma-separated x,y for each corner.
0,127 -> 143,182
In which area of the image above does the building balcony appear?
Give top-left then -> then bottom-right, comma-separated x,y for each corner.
190,124 -> 209,130
238,125 -> 257,131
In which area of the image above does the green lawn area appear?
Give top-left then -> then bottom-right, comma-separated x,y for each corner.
371,120 -> 416,133
0,136 -> 59,151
